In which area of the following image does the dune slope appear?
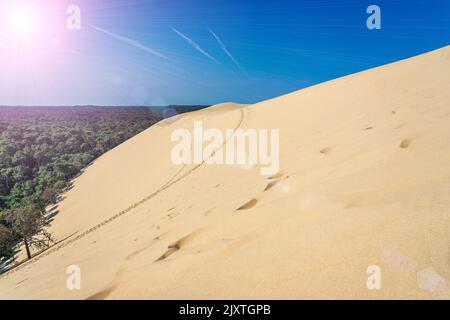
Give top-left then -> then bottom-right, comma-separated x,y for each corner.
1,46 -> 450,299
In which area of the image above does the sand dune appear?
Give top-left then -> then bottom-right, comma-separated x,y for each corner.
1,46 -> 449,299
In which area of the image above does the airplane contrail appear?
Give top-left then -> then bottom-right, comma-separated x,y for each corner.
90,25 -> 169,60
209,28 -> 246,75
172,27 -> 219,64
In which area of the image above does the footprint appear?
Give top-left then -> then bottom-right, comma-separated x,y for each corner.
155,231 -> 199,262
320,147 -> 332,155
86,286 -> 116,300
167,211 -> 180,219
268,172 -> 284,180
264,181 -> 278,191
264,173 -> 290,192
364,126 -> 373,130
155,245 -> 179,262
204,207 -> 215,216
400,138 -> 412,149
237,199 -> 258,210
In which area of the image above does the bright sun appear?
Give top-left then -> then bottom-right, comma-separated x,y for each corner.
5,5 -> 37,35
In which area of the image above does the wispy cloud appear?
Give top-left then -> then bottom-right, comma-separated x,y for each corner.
209,28 -> 246,75
171,27 -> 219,64
90,25 -> 168,60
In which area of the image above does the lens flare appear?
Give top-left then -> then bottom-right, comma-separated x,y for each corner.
3,4 -> 39,38
0,0 -> 68,103
8,7 -> 34,32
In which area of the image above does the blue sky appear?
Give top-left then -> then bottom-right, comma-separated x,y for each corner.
0,0 -> 448,106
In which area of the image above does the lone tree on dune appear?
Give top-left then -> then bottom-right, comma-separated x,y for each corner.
1,204 -> 54,260
0,223 -> 16,261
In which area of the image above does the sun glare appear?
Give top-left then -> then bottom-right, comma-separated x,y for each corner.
6,5 -> 37,35
0,2 -> 46,43
9,9 -> 32,31
0,1 -> 63,79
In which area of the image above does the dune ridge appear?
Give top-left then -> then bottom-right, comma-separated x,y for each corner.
1,46 -> 449,299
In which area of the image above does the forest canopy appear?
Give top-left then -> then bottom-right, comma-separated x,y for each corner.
0,105 -> 205,262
